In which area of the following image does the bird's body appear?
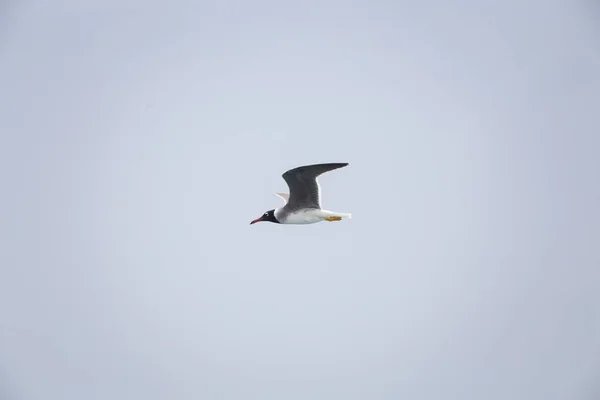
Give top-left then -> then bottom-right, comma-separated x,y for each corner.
275,207 -> 352,225
251,163 -> 351,225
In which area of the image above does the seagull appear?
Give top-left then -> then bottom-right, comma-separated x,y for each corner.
250,163 -> 352,225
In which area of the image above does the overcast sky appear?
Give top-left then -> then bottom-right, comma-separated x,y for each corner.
1,1 -> 599,399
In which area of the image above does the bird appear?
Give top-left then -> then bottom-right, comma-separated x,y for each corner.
250,163 -> 352,225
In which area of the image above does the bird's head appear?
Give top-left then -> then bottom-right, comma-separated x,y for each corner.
250,209 -> 279,225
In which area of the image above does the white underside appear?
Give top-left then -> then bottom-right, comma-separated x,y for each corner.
275,208 -> 352,224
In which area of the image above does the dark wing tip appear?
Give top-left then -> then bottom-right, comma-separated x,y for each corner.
282,162 -> 349,177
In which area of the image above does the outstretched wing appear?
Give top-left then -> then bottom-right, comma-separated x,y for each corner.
281,163 -> 348,210
273,193 -> 289,203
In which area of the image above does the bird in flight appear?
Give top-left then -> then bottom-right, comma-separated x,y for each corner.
250,163 -> 352,225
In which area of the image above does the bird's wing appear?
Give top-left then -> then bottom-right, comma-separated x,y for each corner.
273,192 -> 289,203
281,163 -> 348,210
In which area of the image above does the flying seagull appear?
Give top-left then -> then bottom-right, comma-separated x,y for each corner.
250,163 -> 352,225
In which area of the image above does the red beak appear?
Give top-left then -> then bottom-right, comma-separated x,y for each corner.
250,216 -> 263,225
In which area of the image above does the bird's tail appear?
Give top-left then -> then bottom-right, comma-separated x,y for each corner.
322,210 -> 352,220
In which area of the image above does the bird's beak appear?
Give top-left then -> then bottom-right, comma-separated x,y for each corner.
250,216 -> 263,225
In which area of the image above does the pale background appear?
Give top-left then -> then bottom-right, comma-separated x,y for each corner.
1,1 -> 599,399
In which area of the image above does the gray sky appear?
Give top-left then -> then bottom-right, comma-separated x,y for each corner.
1,1 -> 599,399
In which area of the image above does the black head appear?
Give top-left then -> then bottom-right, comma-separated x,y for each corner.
250,209 -> 280,225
